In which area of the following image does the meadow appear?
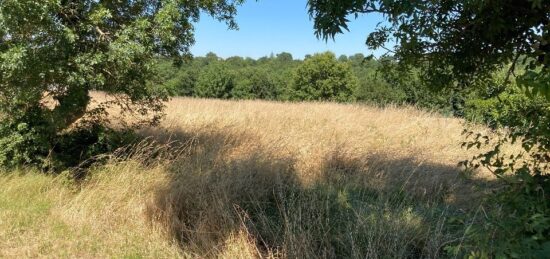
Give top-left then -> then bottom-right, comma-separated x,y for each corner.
2,1 -> 548,257
0,96 -> 499,258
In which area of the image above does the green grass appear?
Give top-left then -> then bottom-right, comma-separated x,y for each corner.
0,166 -> 182,258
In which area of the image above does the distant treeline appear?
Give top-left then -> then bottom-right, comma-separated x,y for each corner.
154,51 -> 547,123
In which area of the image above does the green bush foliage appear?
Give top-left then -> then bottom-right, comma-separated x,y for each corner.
0,108 -> 53,168
291,52 -> 358,102
465,87 -> 550,129
156,52 -> 470,115
194,62 -> 236,99
351,58 -> 406,105
457,75 -> 550,257
233,68 -> 279,100
457,117 -> 550,257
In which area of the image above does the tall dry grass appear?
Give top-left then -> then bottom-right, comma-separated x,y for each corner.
149,97 -> 494,200
1,96 -> 496,258
143,98 -> 495,257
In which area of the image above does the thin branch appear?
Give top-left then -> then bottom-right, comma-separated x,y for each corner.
505,50 -> 521,84
95,26 -> 111,41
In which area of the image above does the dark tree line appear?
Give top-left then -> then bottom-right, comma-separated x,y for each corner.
156,51 -> 535,121
156,51 -> 471,114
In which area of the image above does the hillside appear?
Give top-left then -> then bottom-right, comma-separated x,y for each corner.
0,97 -> 494,258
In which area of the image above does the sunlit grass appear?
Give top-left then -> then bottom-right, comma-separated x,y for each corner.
0,166 -> 182,258
1,96 -> 497,258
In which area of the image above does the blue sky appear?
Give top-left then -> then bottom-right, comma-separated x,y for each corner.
190,0 -> 386,59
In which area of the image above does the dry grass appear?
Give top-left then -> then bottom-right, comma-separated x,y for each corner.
1,96 -> 497,258
152,97 -> 494,201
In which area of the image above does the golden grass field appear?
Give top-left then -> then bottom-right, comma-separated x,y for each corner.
0,96 -> 497,258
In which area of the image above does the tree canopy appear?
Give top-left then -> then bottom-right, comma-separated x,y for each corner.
195,62 -> 235,99
0,0 -> 244,168
308,0 -> 550,94
292,52 -> 358,102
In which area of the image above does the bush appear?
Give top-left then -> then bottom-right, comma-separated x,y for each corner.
0,106 -> 54,169
291,52 -> 358,102
464,88 -> 549,129
163,69 -> 198,97
354,77 -> 406,105
52,125 -> 138,171
0,124 -> 51,169
232,68 -> 279,100
0,111 -> 137,172
457,88 -> 550,257
194,63 -> 236,99
454,151 -> 550,258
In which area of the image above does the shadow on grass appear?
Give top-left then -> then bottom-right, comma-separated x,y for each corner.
321,150 -> 490,208
142,126 -> 491,258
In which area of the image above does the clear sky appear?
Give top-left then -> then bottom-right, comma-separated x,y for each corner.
190,0 -> 386,59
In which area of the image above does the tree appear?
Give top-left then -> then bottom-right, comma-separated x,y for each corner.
292,52 -> 358,102
337,55 -> 348,62
0,0 -> 244,168
195,63 -> 235,99
276,52 -> 294,63
205,52 -> 221,64
308,0 -> 549,93
163,68 -> 198,97
348,53 -> 365,67
226,56 -> 246,68
233,67 -> 278,100
155,58 -> 199,97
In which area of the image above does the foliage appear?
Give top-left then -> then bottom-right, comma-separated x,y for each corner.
156,51 -> 471,114
373,57 -> 464,114
465,87 -> 549,129
0,0 -> 244,170
232,67 -> 279,100
194,62 -> 236,99
291,52 -> 358,102
308,0 -> 550,96
163,69 -> 198,97
53,125 -> 139,172
348,56 -> 405,105
154,59 -> 198,97
457,124 -> 550,257
455,71 -> 550,257
157,51 -> 298,101
353,76 -> 405,105
0,108 -> 53,168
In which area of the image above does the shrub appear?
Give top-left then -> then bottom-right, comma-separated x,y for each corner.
194,63 -> 236,99
0,108 -> 53,168
465,87 -> 549,129
163,69 -> 198,97
291,52 -> 358,102
354,76 -> 406,105
457,92 -> 550,257
232,68 -> 279,100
